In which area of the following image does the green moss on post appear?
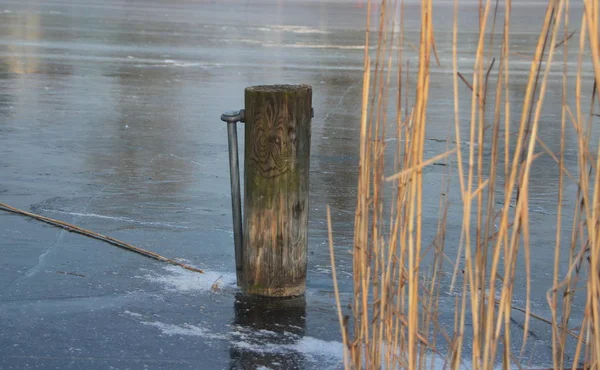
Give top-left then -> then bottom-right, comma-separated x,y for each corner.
242,84 -> 312,297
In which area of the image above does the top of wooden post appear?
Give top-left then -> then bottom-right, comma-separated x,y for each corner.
245,84 -> 312,93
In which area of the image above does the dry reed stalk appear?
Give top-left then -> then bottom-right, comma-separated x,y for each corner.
514,0 -> 566,361
328,205 -> 350,370
581,1 -> 600,364
479,1 -> 558,367
548,0 -> 570,367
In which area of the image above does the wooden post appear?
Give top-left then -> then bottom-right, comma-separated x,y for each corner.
242,84 -> 312,297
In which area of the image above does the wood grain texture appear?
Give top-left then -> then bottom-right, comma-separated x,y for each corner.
242,84 -> 312,297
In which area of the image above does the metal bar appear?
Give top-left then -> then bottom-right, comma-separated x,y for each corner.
221,110 -> 245,285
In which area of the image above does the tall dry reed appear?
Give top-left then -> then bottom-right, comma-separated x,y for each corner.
328,0 -> 600,368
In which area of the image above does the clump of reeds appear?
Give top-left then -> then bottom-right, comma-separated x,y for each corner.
328,0 -> 600,368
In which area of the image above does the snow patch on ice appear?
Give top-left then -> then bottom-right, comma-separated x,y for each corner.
127,314 -> 522,370
140,265 -> 236,293
141,321 -> 228,341
122,310 -> 143,318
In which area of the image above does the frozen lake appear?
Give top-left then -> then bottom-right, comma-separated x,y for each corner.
0,0 -> 592,368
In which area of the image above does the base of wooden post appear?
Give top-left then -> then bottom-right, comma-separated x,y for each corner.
242,284 -> 306,298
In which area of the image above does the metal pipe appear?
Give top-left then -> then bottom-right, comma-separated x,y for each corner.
221,110 -> 245,284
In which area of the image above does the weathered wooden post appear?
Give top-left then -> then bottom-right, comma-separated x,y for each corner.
242,84 -> 312,297
222,84 -> 312,297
